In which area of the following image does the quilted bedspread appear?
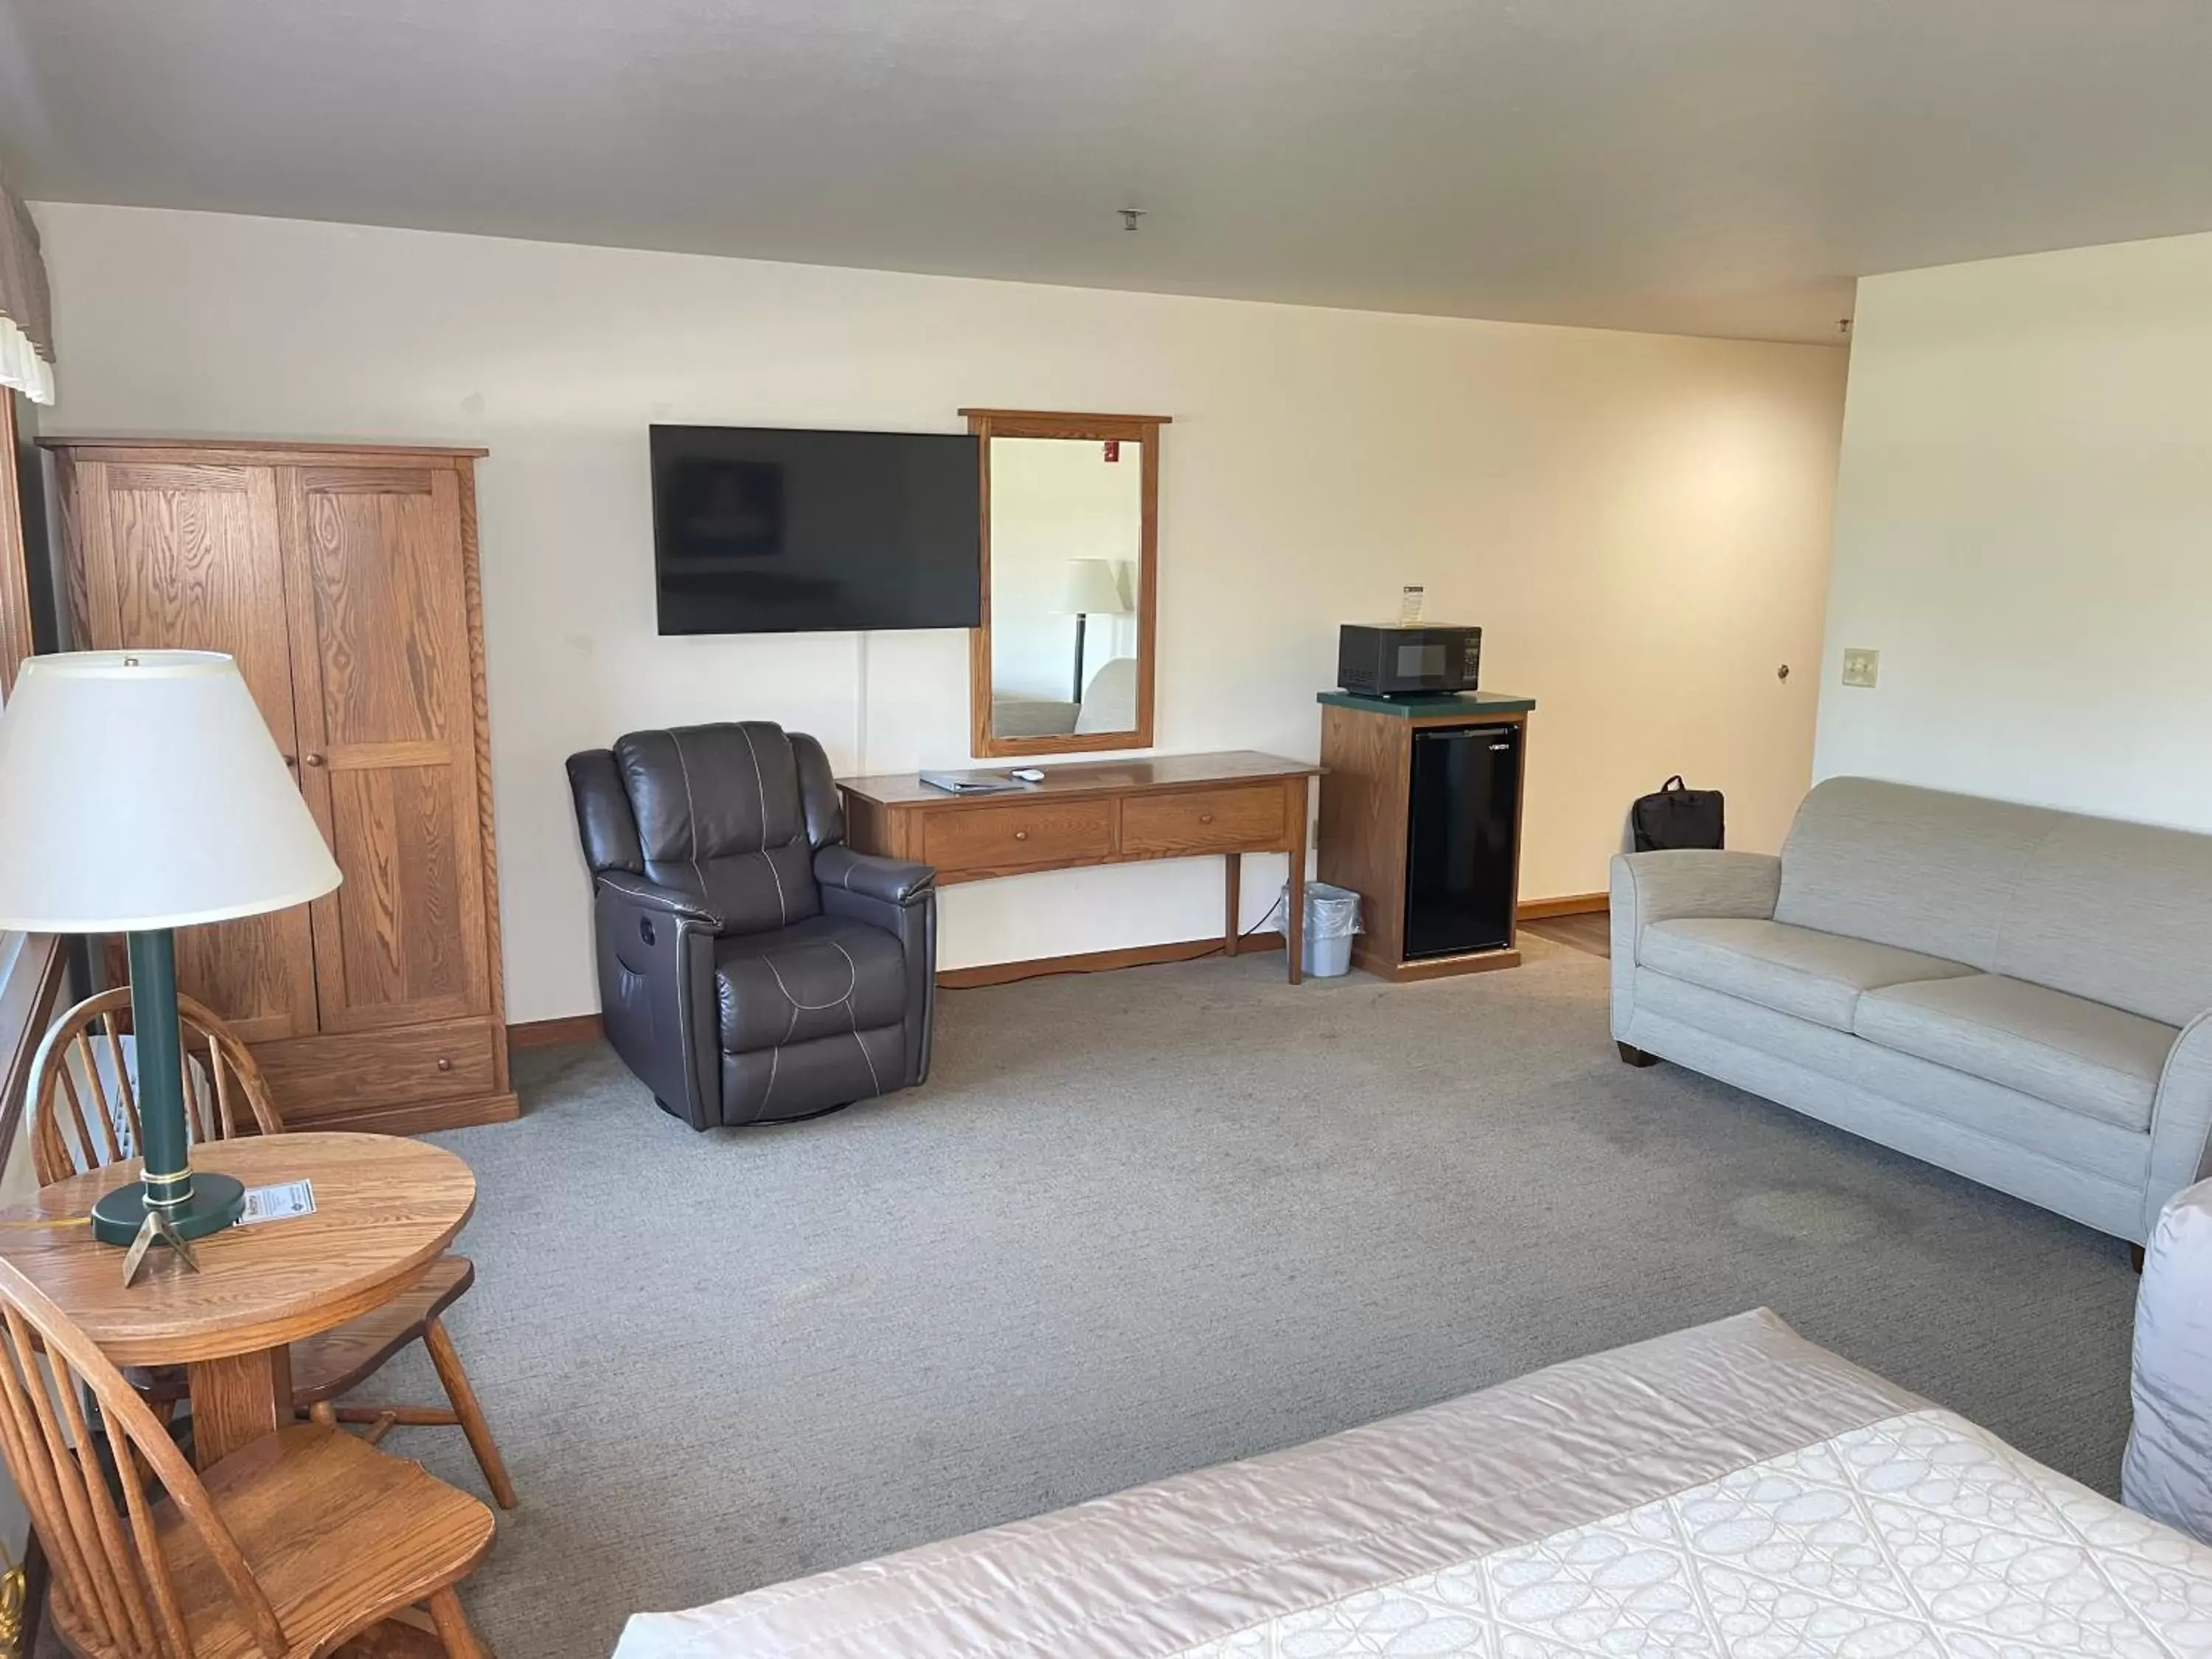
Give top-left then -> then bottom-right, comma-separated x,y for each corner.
1180,1407 -> 2212,1657
614,1310 -> 2212,1658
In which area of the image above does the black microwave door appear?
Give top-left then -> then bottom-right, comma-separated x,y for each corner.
1403,724 -> 1520,959
1392,638 -> 1450,689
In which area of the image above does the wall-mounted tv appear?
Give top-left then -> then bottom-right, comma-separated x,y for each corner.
650,425 -> 982,635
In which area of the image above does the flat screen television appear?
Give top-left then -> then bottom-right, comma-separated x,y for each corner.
650,425 -> 982,635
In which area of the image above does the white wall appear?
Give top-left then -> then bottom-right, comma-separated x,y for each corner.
1818,230 -> 2212,830
35,205 -> 1847,1022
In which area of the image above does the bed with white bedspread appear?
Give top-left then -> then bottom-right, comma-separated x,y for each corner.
613,1309 -> 2212,1658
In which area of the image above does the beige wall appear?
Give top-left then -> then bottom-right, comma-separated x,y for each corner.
35,204 -> 1847,1022
1818,230 -> 2212,830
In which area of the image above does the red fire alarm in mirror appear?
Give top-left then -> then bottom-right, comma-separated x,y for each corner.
1102,440 -> 1120,462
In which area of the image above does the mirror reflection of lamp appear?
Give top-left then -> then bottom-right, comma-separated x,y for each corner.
1051,558 -> 1131,705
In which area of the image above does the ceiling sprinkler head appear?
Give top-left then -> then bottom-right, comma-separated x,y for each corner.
1119,208 -> 1146,232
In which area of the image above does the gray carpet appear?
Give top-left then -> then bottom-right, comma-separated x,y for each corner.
384,936 -> 2139,1658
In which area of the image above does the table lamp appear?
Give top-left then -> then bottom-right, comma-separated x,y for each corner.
0,651 -> 340,1270
1053,557 -> 1130,704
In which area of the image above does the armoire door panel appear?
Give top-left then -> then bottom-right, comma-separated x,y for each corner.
281,465 -> 490,1034
298,475 -> 468,749
321,763 -> 483,1029
73,459 -> 319,1043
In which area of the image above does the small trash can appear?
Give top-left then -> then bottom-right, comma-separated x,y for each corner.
1285,880 -> 1362,978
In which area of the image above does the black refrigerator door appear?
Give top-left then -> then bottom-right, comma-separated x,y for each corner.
1404,724 -> 1521,959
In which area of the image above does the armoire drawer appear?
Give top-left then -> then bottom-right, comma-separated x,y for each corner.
251,1018 -> 500,1121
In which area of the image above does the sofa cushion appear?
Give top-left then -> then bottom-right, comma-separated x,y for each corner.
1773,777 -> 2059,970
1854,974 -> 2174,1132
1639,919 -> 1975,1032
1997,814 -> 2212,1028
714,917 -> 908,1055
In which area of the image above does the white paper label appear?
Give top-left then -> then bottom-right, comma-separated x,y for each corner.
1399,585 -> 1426,624
238,1178 -> 316,1226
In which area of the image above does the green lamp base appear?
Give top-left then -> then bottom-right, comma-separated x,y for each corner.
91,1173 -> 246,1248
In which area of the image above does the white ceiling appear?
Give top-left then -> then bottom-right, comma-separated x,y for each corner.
6,0 -> 2212,344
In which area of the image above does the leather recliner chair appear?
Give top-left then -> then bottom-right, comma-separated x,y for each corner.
565,722 -> 936,1129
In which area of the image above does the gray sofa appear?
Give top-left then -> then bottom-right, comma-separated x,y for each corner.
1610,776 -> 2212,1244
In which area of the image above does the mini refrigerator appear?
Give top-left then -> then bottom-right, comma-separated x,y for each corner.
1403,723 -> 1522,959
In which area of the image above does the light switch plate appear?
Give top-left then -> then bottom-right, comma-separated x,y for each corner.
1841,648 -> 1880,689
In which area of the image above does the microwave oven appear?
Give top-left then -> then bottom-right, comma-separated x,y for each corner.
1337,624 -> 1482,697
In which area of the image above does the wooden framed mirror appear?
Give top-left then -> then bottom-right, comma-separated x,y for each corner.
962,408 -> 1167,758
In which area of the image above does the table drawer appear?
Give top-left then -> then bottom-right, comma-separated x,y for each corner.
1121,784 -> 1287,854
922,799 -> 1116,873
251,1018 -> 499,1121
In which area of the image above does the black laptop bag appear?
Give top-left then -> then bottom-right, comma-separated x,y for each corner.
1631,776 -> 1725,852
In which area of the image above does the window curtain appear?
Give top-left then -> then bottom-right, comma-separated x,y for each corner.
0,173 -> 52,406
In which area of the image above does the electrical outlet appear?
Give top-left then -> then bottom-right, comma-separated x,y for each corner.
1841,648 -> 1880,689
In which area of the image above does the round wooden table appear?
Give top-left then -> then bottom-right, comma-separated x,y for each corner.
0,1131 -> 475,1467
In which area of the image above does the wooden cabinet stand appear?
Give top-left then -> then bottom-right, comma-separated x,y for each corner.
46,438 -> 516,1133
1316,690 -> 1536,982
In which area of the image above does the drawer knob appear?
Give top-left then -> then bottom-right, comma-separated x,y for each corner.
1199,813 -> 1214,824
303,751 -> 327,768
436,1057 -> 453,1072
1014,830 -> 1029,841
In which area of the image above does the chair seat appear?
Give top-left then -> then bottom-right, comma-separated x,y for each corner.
49,1424 -> 493,1659
1855,973 -> 2175,1131
1639,917 -> 1975,1032
291,1255 -> 475,1406
714,917 -> 908,1054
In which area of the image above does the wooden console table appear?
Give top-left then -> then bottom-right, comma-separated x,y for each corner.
839,752 -> 1321,984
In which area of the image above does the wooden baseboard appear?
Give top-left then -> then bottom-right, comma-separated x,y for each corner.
939,931 -> 1287,990
1516,892 -> 1608,920
296,1091 -> 521,1135
509,1012 -> 605,1049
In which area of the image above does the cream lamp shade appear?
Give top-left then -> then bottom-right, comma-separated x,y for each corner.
0,650 -> 341,932
1053,557 -> 1130,616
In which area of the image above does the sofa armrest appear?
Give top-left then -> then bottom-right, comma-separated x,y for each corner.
1610,850 -> 1781,1044
1610,850 -> 1780,945
595,872 -> 725,931
815,845 -> 935,908
2148,1010 -> 2212,1238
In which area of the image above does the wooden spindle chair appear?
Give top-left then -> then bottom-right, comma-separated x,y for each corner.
25,991 -> 517,1510
0,1253 -> 494,1658
27,991 -> 282,1186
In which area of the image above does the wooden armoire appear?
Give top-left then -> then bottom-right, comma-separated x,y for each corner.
44,438 -> 515,1133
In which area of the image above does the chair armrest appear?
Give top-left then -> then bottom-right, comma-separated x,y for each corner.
2148,1010 -> 2212,1237
594,872 -> 724,931
815,845 -> 936,908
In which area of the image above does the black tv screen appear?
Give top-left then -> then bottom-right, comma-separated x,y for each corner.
650,425 -> 982,634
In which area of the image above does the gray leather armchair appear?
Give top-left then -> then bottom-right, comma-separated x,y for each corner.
565,722 -> 936,1129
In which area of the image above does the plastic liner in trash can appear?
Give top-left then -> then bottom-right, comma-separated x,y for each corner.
1265,880 -> 1362,977
2124,1178 -> 2212,1543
